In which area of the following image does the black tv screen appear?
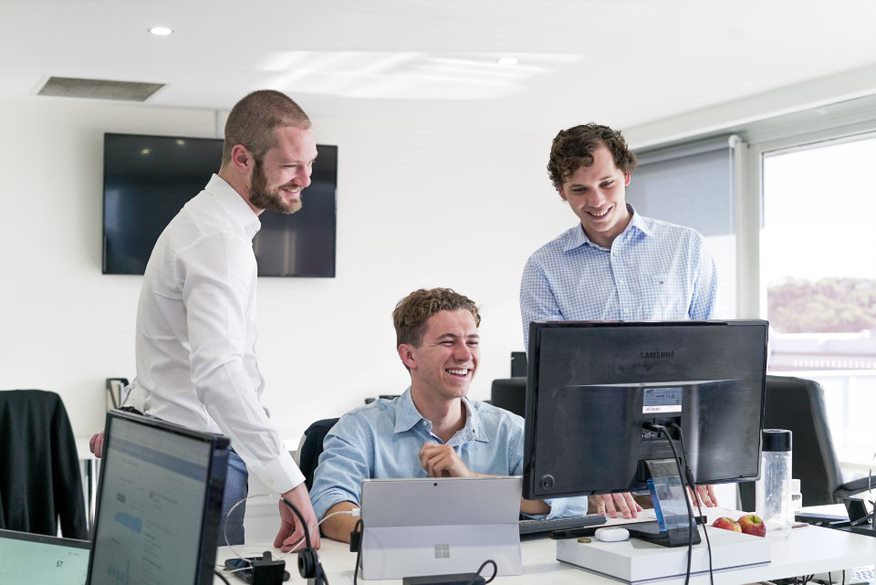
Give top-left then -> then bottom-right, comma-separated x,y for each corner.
102,133 -> 337,277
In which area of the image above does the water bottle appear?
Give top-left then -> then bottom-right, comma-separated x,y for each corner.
789,479 -> 803,519
756,429 -> 792,535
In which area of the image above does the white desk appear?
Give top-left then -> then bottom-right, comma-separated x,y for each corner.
216,520 -> 875,585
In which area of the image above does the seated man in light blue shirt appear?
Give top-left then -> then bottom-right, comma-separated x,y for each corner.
310,287 -> 642,543
520,123 -> 718,349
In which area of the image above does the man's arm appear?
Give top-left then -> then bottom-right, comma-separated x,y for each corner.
320,502 -> 360,544
419,444 -> 550,515
180,234 -> 318,546
309,415 -> 374,542
520,258 -> 564,349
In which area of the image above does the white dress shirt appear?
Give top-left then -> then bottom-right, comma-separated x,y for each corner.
129,174 -> 304,494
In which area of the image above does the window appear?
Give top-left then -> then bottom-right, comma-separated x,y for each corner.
760,133 -> 876,469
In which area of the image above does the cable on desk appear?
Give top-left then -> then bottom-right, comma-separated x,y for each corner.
470,559 -> 498,584
214,568 -> 232,585
352,518 -> 364,585
280,496 -> 329,585
648,423 -> 697,585
672,422 -> 715,585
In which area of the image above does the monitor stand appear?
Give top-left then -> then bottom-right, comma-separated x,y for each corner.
627,459 -> 701,547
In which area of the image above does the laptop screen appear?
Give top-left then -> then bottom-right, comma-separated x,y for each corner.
86,410 -> 229,585
0,528 -> 89,585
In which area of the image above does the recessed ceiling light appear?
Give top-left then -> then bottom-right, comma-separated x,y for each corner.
497,57 -> 519,66
148,26 -> 173,36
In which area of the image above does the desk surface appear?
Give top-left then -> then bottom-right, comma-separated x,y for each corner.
215,510 -> 876,585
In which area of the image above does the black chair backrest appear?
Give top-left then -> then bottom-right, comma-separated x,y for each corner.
739,375 -> 844,510
298,418 -> 340,490
490,377 -> 526,418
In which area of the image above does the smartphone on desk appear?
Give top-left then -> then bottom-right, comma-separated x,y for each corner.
224,557 -> 291,583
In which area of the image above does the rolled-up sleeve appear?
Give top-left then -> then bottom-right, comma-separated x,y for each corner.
310,414 -> 374,520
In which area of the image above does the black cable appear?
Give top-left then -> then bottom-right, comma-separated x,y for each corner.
470,559 -> 498,584
214,569 -> 232,585
651,424 -> 696,585
352,519 -> 364,585
672,422 -> 715,585
281,497 -> 329,585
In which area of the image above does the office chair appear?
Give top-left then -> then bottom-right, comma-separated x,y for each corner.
490,377 -> 526,418
297,418 -> 340,490
0,389 -> 88,538
739,375 -> 871,511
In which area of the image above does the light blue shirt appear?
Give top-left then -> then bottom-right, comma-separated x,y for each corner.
520,206 -> 717,348
309,388 -> 588,520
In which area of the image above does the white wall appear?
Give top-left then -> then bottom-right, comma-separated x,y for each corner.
0,96 -> 573,442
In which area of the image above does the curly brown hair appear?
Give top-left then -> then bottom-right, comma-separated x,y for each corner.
221,90 -> 311,165
547,123 -> 637,190
393,288 -> 481,347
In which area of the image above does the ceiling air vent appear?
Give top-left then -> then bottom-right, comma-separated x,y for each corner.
37,76 -> 164,102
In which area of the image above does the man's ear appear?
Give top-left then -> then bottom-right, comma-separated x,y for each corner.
229,144 -> 253,173
624,172 -> 632,187
397,344 -> 417,370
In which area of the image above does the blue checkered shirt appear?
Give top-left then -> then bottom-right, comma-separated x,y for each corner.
520,207 -> 717,348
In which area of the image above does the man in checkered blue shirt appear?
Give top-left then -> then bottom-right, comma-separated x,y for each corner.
520,123 -> 717,351
519,124 -> 720,514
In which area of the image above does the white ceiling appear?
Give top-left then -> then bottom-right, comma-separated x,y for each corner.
3,0 -> 876,130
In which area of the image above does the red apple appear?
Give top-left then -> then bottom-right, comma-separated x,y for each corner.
711,517 -> 742,532
737,513 -> 767,537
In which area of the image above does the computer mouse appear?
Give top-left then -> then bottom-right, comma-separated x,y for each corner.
594,527 -> 630,542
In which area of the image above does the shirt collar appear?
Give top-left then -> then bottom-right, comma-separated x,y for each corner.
563,203 -> 652,252
204,174 -> 262,240
394,388 -> 489,444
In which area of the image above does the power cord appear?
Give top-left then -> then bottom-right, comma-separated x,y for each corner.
647,423 -> 697,585
214,569 -> 232,584
469,559 -> 498,584
352,519 -> 363,585
671,422 -> 715,585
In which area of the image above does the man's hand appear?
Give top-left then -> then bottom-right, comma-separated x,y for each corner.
419,444 -> 475,478
589,492 -> 644,519
692,484 -> 718,507
275,483 -> 321,552
89,433 -> 105,458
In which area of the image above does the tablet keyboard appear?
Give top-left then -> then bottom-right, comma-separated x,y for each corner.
519,513 -> 606,535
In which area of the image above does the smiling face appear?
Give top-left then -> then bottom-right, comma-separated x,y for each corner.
558,144 -> 632,248
248,125 -> 317,214
400,309 -> 480,404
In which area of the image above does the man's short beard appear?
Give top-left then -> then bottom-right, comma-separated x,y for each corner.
249,157 -> 302,214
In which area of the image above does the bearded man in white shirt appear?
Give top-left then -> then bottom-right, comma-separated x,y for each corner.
90,90 -> 320,550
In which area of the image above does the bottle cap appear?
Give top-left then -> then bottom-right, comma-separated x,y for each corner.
762,429 -> 792,452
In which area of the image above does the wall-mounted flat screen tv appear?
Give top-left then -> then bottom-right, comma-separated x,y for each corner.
102,132 -> 337,277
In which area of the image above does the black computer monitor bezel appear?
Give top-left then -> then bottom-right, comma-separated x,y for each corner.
522,320 -> 768,501
86,410 -> 229,585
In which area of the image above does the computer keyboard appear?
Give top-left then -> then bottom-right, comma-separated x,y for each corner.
853,566 -> 874,585
519,513 -> 606,535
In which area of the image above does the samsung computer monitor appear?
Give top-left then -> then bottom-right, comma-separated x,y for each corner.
522,320 -> 768,502
86,410 -> 229,585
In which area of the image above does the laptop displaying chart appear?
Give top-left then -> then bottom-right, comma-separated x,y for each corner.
0,528 -> 89,585
86,410 -> 229,585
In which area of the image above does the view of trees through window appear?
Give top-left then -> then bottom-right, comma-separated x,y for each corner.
762,133 -> 876,466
